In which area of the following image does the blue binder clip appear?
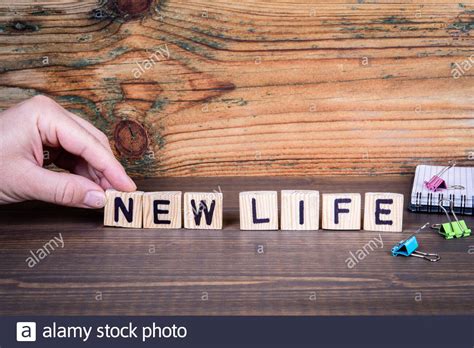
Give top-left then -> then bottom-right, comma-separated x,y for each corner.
391,223 -> 440,262
391,235 -> 419,257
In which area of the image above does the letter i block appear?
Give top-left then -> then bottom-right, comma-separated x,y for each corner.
184,192 -> 223,229
281,190 -> 319,230
143,192 -> 182,229
363,193 -> 404,232
322,193 -> 361,230
239,191 -> 278,230
104,190 -> 144,228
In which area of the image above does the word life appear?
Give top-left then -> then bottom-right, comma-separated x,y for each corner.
104,190 -> 404,232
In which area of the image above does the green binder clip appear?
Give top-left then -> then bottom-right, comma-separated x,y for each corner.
431,199 -> 471,239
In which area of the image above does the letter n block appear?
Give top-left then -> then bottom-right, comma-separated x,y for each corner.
184,192 -> 223,229
363,193 -> 404,232
143,192 -> 182,229
239,191 -> 278,230
322,193 -> 361,230
281,190 -> 319,230
104,190 -> 144,228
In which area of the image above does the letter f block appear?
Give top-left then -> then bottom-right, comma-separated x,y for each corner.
322,193 -> 361,230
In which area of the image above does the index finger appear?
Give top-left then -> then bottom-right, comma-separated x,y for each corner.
37,108 -> 136,192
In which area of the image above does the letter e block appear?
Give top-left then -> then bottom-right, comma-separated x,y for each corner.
104,190 -> 144,228
281,190 -> 319,230
240,191 -> 278,230
322,193 -> 361,230
364,193 -> 404,232
143,192 -> 182,229
184,192 -> 223,229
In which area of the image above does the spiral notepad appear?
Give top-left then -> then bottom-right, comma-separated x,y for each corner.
409,164 -> 473,215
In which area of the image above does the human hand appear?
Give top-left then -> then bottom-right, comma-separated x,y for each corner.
0,95 -> 136,208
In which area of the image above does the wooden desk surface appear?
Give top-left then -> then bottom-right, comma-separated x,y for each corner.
0,176 -> 473,316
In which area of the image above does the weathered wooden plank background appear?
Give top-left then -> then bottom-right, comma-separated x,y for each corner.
0,0 -> 473,177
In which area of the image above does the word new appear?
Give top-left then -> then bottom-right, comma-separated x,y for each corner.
104,190 -> 404,232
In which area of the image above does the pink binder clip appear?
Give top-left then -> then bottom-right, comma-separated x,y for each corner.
425,176 -> 448,191
424,162 -> 458,192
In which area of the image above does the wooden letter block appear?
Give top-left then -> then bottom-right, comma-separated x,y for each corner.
281,190 -> 319,230
104,190 -> 144,228
240,191 -> 278,230
184,192 -> 223,229
363,192 -> 404,232
143,191 -> 182,229
322,193 -> 361,230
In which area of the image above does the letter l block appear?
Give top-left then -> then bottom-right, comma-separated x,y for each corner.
239,191 -> 278,230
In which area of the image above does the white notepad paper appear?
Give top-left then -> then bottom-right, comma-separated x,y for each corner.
410,164 -> 473,215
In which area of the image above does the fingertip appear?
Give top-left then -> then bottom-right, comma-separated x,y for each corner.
98,160 -> 136,191
111,174 -> 137,192
124,175 -> 137,191
84,190 -> 106,209
118,167 -> 137,191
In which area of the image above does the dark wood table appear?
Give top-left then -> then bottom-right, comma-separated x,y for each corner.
0,177 -> 473,315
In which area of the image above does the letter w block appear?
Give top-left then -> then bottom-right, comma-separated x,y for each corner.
184,192 -> 223,229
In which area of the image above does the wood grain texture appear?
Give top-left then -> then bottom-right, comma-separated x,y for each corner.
363,192 -> 404,232
0,1 -> 473,177
322,193 -> 362,230
143,191 -> 182,228
104,189 -> 144,228
281,190 -> 320,231
0,176 -> 473,315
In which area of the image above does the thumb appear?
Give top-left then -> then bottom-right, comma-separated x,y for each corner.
26,166 -> 106,208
